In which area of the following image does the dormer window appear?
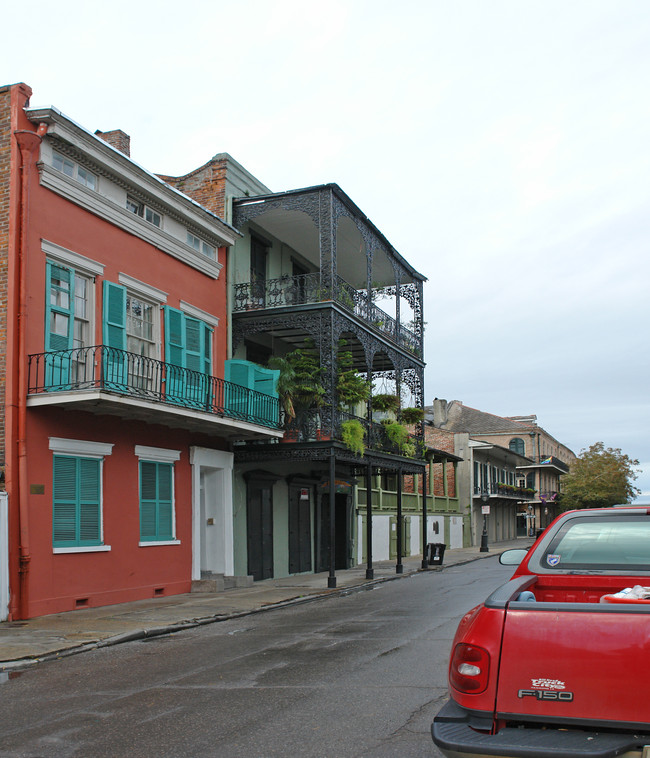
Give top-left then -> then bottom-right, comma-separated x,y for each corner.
126,196 -> 161,228
53,150 -> 97,190
187,232 -> 216,260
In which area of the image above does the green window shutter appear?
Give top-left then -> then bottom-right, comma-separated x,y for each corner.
139,461 -> 174,541
156,463 -> 173,540
184,317 -> 202,372
224,359 -> 252,389
79,457 -> 101,543
164,307 -> 185,403
53,456 -> 77,545
103,281 -> 127,350
164,307 -> 185,367
202,323 -> 212,376
103,281 -> 127,389
224,360 -> 251,419
53,455 -> 101,547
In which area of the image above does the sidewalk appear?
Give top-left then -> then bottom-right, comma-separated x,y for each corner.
0,540 -> 529,671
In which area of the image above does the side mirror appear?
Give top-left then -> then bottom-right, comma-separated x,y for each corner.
499,548 -> 529,566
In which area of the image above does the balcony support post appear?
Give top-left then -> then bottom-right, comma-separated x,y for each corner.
365,462 -> 374,580
396,466 -> 403,574
327,449 -> 337,589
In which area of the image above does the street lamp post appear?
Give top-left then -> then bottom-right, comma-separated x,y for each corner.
480,491 -> 490,552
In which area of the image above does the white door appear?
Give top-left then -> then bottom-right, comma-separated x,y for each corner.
190,447 -> 234,580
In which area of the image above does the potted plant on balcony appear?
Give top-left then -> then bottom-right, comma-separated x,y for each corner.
337,341 -> 370,410
341,418 -> 366,456
382,419 -> 416,457
268,339 -> 324,439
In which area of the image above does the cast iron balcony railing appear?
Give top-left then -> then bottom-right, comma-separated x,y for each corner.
232,272 -> 421,356
27,346 -> 280,429
282,408 -> 424,459
474,483 -> 537,499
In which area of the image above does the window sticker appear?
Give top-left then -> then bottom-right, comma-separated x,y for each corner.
547,554 -> 561,566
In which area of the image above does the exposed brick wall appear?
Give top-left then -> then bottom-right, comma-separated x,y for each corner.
0,87 -> 12,469
425,427 -> 457,496
159,157 -> 229,218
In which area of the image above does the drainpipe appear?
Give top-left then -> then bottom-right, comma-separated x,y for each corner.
12,126 -> 44,619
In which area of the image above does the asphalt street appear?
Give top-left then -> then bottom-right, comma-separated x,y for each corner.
0,555 -> 514,758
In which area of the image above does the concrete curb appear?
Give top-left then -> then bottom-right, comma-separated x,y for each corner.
0,547 -> 515,671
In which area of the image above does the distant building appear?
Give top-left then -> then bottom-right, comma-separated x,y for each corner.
427,400 -> 576,544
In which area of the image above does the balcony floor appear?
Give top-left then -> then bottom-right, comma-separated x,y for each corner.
27,390 -> 284,440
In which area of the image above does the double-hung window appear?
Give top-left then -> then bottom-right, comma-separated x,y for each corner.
103,278 -> 165,393
135,446 -> 180,545
50,438 -> 113,552
45,261 -> 93,388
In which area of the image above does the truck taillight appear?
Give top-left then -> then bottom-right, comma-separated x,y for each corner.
450,643 -> 490,693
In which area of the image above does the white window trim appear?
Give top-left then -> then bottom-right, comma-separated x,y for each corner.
42,239 -> 105,278
139,540 -> 181,547
179,300 -> 219,327
49,439 -> 112,553
49,437 -> 114,458
54,545 -> 112,554
118,274 -> 168,304
134,445 -> 181,463
136,446 -> 180,544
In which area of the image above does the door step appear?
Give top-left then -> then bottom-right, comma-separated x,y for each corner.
191,573 -> 254,593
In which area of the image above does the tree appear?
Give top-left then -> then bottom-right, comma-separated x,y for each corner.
560,442 -> 640,510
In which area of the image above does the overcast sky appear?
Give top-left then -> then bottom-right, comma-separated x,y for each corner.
3,0 -> 649,499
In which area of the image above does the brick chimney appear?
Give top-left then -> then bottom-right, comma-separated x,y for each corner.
95,129 -> 130,157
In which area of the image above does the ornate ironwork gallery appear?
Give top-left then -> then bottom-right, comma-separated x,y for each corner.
229,183 -> 428,587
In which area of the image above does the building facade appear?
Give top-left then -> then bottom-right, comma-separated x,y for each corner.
0,84 -> 281,620
164,156 -> 431,584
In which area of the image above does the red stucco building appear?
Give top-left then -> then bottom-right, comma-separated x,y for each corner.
0,83 -> 281,620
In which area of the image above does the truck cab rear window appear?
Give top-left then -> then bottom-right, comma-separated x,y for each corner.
543,516 -> 650,570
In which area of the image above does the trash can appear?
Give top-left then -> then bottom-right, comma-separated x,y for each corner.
428,542 -> 446,566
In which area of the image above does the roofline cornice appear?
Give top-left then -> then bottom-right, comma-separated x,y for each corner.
25,106 -> 241,245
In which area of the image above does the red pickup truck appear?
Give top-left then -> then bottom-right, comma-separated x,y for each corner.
432,506 -> 650,758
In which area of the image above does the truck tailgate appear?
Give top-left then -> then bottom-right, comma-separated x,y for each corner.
496,604 -> 650,727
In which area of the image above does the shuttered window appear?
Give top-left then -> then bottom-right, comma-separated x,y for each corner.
52,455 -> 102,547
164,306 -> 212,406
139,461 -> 174,541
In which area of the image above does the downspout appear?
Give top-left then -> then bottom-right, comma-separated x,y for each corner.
13,126 -> 45,619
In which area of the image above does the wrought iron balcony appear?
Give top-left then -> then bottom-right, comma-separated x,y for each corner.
232,272 -> 421,356
282,409 -> 424,459
27,346 -> 280,430
474,483 -> 537,500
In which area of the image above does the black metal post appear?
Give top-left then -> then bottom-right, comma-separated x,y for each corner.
365,462 -> 374,580
328,450 -> 337,588
396,466 -> 403,574
421,464 -> 429,569
480,491 -> 489,552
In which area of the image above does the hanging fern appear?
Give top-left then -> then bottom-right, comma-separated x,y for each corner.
341,419 -> 366,456
382,420 -> 416,457
401,406 -> 424,425
372,393 -> 400,413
